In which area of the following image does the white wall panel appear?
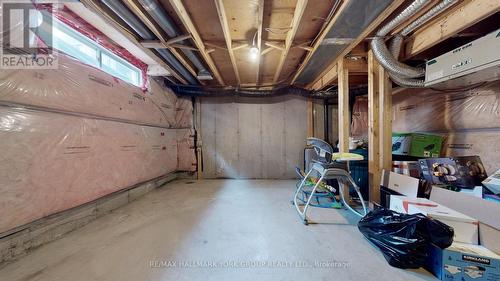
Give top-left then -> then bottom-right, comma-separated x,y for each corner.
201,95 -> 307,179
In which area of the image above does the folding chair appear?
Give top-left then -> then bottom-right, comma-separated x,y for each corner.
293,138 -> 367,225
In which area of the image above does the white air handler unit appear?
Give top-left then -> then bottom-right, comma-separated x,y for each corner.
425,29 -> 500,88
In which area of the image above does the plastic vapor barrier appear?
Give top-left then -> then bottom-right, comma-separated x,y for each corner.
0,53 -> 195,234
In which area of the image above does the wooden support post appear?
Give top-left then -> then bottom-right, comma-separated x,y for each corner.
379,59 -> 392,176
338,59 -> 350,203
367,50 -> 380,207
195,97 -> 203,180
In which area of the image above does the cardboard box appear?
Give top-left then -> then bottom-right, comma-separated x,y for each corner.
390,195 -> 479,244
430,187 -> 500,255
410,133 -> 443,158
482,168 -> 500,194
419,156 -> 487,189
392,133 -> 412,155
426,242 -> 500,281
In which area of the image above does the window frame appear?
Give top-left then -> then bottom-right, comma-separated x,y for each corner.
47,17 -> 143,87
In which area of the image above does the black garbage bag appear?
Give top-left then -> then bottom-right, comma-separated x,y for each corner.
358,208 -> 453,269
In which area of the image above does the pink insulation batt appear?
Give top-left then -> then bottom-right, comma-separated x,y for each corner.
0,54 -> 196,234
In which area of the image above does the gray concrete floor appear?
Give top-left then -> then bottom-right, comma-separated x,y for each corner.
0,179 -> 436,281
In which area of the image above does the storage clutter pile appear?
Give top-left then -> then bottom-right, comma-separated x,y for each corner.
358,133 -> 500,281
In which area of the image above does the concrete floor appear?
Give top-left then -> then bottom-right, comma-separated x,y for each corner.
0,179 -> 436,281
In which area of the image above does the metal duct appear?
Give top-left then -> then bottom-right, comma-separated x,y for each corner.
295,0 -> 394,84
100,0 -> 198,84
138,0 -> 211,80
401,0 -> 459,36
370,0 -> 430,79
372,0 -> 458,87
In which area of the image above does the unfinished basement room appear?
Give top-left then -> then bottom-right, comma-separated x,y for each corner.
0,0 -> 499,280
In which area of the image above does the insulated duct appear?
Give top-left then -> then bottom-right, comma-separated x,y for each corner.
371,0 -> 459,88
370,0 -> 430,79
137,0 -> 212,80
100,0 -> 198,84
169,84 -> 368,99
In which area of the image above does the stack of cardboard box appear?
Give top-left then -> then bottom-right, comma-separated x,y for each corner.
381,170 -> 500,280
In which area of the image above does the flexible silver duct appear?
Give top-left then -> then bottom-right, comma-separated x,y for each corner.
401,0 -> 459,36
372,0 -> 458,87
387,31 -> 425,87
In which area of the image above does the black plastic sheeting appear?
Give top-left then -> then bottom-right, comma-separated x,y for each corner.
295,0 -> 394,84
169,84 -> 368,99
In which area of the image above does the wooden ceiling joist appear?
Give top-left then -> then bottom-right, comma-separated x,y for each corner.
255,0 -> 264,85
273,0 -> 308,83
169,0 -> 225,85
403,0 -> 500,59
214,0 -> 241,85
81,0 -> 187,84
307,0 -> 405,90
122,0 -> 199,82
290,0 -> 352,84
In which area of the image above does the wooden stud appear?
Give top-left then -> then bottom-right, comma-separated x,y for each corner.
337,58 -> 350,203
273,0 -> 308,83
378,59 -> 392,174
169,0 -> 226,85
306,0 -> 405,90
367,50 -> 381,206
205,42 -> 228,51
260,47 -> 274,56
232,43 -> 249,51
404,0 -> 500,59
214,0 -> 241,85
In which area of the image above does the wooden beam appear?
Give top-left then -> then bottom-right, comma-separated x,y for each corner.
264,41 -> 285,51
232,43 -> 249,51
214,0 -> 241,85
256,0 -> 264,85
169,0 -> 226,85
81,0 -> 187,84
260,47 -> 274,56
122,0 -> 199,82
367,50 -> 381,206
273,0 -> 308,83
379,57 -> 392,175
404,0 -> 500,59
205,42 -> 227,51
290,0 -> 351,84
338,59 -> 350,203
309,59 -> 367,90
307,0 -> 405,90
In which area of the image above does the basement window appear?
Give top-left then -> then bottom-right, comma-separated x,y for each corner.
44,18 -> 142,87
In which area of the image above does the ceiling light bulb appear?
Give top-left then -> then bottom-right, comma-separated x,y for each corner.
249,46 -> 259,60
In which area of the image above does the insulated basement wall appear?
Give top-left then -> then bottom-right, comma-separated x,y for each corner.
200,96 -> 307,179
392,81 -> 500,174
0,54 -> 195,234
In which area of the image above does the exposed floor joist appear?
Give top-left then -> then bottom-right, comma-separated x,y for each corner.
255,0 -> 264,85
81,0 -> 188,84
169,0 -> 226,85
290,0 -> 351,85
273,0 -> 308,83
122,0 -> 200,83
214,0 -> 241,85
403,0 -> 500,59
307,0 -> 406,90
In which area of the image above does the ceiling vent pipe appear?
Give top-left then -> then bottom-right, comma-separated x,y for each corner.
100,0 -> 198,84
371,0 -> 459,88
138,0 -> 213,80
